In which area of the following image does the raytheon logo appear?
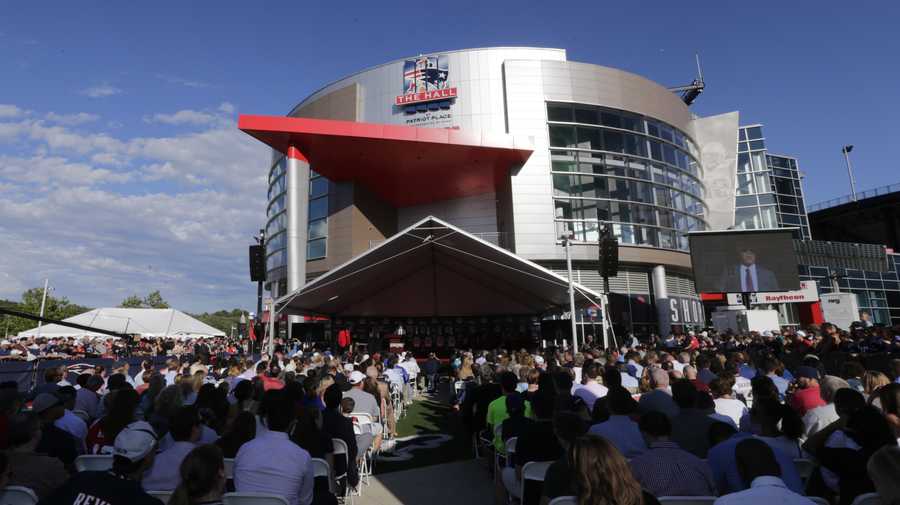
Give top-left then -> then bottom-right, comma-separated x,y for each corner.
395,54 -> 457,111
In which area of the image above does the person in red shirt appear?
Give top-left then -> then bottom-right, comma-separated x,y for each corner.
789,366 -> 826,416
256,362 -> 284,391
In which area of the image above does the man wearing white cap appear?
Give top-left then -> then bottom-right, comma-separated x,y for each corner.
38,421 -> 162,505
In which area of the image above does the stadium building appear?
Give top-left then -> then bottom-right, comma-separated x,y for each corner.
240,47 -> 824,343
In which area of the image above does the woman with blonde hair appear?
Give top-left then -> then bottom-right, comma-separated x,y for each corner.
457,356 -> 475,381
567,435 -> 659,505
864,370 -> 890,403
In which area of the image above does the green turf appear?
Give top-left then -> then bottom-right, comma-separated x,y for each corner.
374,388 -> 476,474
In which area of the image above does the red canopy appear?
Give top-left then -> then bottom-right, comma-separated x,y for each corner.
239,115 -> 533,207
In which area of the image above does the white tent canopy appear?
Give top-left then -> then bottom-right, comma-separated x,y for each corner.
277,216 -> 603,317
16,308 -> 226,340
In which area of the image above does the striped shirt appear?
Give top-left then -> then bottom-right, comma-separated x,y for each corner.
630,440 -> 717,498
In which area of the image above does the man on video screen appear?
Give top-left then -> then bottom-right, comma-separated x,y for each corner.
719,247 -> 778,292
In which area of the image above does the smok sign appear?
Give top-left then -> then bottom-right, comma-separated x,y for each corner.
394,54 -> 458,106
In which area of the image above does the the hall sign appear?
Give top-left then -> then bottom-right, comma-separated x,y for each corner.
395,87 -> 458,106
395,54 -> 458,107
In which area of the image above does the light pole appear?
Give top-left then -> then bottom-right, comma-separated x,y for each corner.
842,145 -> 858,202
36,278 -> 52,340
560,235 -> 579,354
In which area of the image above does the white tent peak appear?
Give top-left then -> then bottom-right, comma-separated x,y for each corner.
17,307 -> 225,339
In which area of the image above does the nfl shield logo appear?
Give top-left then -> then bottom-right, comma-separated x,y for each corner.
403,55 -> 450,94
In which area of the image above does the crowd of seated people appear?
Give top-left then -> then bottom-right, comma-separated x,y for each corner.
455,323 -> 900,505
0,347 -> 422,505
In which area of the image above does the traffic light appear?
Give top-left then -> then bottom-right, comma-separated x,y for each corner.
598,225 -> 619,278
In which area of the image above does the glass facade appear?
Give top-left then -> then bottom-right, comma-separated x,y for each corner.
548,102 -> 707,251
800,254 -> 900,326
734,125 -> 811,239
265,157 -> 288,281
307,170 -> 328,260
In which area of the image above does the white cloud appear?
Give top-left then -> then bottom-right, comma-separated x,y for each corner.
0,102 -> 269,311
218,102 -> 235,114
144,109 -> 218,125
156,74 -> 209,89
81,83 -> 122,98
0,155 -> 132,186
45,112 -> 100,126
0,104 -> 27,118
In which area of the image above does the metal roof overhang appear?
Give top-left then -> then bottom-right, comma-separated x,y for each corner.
238,115 -> 534,207
276,216 -> 602,318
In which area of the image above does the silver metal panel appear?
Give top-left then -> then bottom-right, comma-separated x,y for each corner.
286,156 -> 310,293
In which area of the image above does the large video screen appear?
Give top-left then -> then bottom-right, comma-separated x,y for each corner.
689,229 -> 800,293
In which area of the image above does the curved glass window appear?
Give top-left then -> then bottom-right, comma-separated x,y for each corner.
548,103 -> 706,251
266,231 -> 287,253
268,174 -> 286,201
266,249 -> 287,271
267,194 -> 286,216
266,212 -> 286,238
269,158 -> 286,184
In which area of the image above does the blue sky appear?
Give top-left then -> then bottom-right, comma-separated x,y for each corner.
1,1 -> 897,312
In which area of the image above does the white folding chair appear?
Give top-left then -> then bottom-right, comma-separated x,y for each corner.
224,458 -> 235,480
147,490 -> 172,503
519,460 -> 552,504
794,458 -> 815,487
495,435 -> 517,471
658,498 -> 717,505
222,492 -> 290,505
809,498 -> 830,505
331,437 -> 354,503
850,493 -> 882,505
0,486 -> 38,505
74,454 -> 114,472
548,497 -> 577,505
311,457 -> 335,494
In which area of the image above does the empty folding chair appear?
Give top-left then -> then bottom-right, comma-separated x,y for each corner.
331,437 -> 354,503
222,492 -> 290,505
311,457 -> 334,494
74,454 -> 114,472
657,497 -> 717,505
147,490 -> 172,504
850,493 -> 882,505
519,460 -> 552,504
0,486 -> 38,505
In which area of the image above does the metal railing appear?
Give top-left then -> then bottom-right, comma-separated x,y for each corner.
807,182 -> 900,212
369,231 -> 512,251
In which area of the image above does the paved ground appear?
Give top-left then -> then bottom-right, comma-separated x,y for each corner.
354,382 -> 494,504
356,459 -> 493,505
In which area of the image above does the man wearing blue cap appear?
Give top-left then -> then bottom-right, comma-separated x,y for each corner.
790,366 -> 825,416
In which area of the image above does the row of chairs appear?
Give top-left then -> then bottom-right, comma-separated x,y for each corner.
68,455 -> 337,505
548,496 -> 881,505
511,456 -> 880,505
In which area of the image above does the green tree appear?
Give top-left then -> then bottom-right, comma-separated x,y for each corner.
120,295 -> 144,308
143,290 -> 169,309
2,288 -> 90,337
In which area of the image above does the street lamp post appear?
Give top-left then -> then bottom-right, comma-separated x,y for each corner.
561,235 -> 579,355
842,145 -> 858,202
